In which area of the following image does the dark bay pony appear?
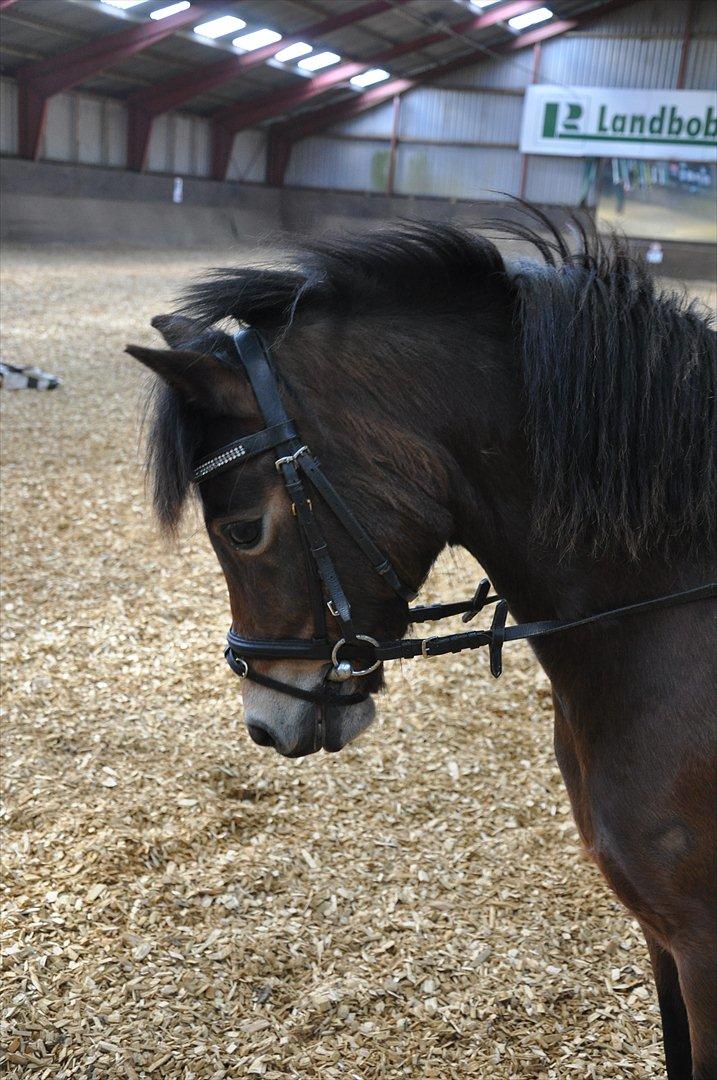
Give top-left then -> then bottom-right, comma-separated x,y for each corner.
127,213 -> 716,1078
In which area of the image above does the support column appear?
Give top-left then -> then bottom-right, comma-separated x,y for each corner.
126,106 -> 154,172
266,129 -> 293,188
211,123 -> 235,182
17,82 -> 47,161
676,0 -> 695,88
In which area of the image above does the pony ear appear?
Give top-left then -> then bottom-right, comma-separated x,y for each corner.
125,343 -> 242,412
125,314 -> 247,411
151,314 -> 201,349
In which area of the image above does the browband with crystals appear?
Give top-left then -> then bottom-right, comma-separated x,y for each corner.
193,420 -> 297,482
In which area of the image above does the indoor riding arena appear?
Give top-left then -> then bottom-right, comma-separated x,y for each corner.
1,2 -> 715,1078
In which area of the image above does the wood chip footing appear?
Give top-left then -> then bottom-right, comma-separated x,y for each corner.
3,247 -> 714,1078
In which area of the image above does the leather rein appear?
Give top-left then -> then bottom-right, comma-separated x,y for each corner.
193,329 -> 716,708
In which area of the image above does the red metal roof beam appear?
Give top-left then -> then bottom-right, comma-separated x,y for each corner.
126,0 -> 403,172
217,1 -> 542,133
15,2 -> 207,160
265,0 -> 635,186
210,0 -> 544,179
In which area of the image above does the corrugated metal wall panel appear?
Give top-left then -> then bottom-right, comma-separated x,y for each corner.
436,54 -> 532,90
540,33 -> 682,87
105,100 -> 126,168
172,114 -> 194,176
523,156 -> 587,205
0,78 -> 212,176
329,101 -> 395,138
399,88 -> 522,144
226,129 -> 267,183
684,38 -> 717,89
77,96 -> 103,165
41,91 -> 130,168
193,118 -> 211,177
145,112 -> 213,177
0,79 -> 18,155
394,145 -> 522,200
286,136 -> 387,192
146,113 -> 170,174
43,94 -> 74,162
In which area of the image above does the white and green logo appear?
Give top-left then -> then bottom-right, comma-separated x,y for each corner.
542,98 -> 716,147
521,87 -> 717,162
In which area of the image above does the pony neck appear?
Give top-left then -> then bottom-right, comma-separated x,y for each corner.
445,384 -> 694,634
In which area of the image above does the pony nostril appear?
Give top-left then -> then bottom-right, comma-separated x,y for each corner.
246,722 -> 276,748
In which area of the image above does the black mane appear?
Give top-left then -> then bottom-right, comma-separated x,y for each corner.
147,211 -> 716,558
502,211 -> 716,558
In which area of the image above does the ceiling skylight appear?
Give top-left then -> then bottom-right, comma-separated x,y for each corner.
275,41 -> 314,63
101,0 -> 148,9
232,28 -> 282,51
298,51 -> 341,71
193,14 -> 246,39
150,1 -> 190,19
508,6 -> 553,30
350,68 -> 390,88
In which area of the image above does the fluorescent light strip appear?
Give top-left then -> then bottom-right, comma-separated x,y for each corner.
275,41 -> 313,63
298,51 -> 341,71
468,0 -> 502,8
150,1 -> 190,19
232,28 -> 282,51
350,68 -> 390,88
193,14 -> 245,39
508,6 -> 553,31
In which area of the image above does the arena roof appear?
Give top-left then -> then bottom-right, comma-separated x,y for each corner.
1,0 -> 632,117
0,0 -> 637,174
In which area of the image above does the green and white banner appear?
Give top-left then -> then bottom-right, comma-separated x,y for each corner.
520,86 -> 717,162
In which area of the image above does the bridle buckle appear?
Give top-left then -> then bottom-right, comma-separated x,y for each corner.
275,445 -> 309,472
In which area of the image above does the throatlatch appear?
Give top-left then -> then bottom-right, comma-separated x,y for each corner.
194,329 -> 716,707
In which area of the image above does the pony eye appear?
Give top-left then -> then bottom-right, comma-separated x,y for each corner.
224,520 -> 262,549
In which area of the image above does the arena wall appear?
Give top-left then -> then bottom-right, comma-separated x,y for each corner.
1,1 -> 714,206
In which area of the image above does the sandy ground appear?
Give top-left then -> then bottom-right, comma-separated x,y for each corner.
1,245 -> 714,1079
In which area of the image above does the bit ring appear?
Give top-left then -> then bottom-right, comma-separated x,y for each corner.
331,635 -> 382,678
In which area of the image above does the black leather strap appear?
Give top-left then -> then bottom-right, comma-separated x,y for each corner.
225,648 -> 369,705
297,451 -> 416,602
193,420 -> 297,482
408,579 -> 499,623
500,581 -> 717,645
228,581 -> 717,668
489,600 -> 508,677
280,458 -> 357,640
418,581 -> 717,667
232,328 -> 293,428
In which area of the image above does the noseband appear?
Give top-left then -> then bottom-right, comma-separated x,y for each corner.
193,329 -> 716,709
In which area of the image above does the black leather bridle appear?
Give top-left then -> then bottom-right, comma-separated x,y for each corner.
194,329 -> 716,709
